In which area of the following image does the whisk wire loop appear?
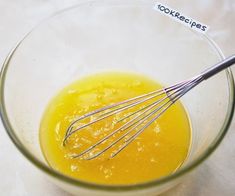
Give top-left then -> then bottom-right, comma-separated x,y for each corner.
63,55 -> 235,159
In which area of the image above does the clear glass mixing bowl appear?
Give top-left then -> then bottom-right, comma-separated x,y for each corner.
0,0 -> 234,195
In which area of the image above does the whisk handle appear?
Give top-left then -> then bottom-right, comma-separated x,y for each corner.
201,55 -> 235,80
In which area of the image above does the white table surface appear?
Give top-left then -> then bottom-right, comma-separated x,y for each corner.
0,0 -> 235,195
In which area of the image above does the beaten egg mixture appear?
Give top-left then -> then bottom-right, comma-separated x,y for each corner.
40,72 -> 191,184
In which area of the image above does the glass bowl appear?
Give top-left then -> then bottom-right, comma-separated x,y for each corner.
0,0 -> 234,195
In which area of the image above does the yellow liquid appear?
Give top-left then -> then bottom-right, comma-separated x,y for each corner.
40,72 -> 191,185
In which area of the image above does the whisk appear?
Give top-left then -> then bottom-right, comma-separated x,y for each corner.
63,55 -> 235,160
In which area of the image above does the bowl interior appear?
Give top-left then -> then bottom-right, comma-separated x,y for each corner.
1,0 -> 233,190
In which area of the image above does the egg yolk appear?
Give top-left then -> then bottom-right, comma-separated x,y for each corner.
40,72 -> 191,185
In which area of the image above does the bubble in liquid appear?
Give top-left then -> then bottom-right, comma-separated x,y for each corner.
155,142 -> 159,147
137,147 -> 144,152
154,124 -> 161,134
150,158 -> 158,163
55,122 -> 61,135
99,165 -> 104,171
72,143 -> 82,149
103,168 -> 113,179
71,165 -> 79,172
81,137 -> 92,144
68,89 -> 77,94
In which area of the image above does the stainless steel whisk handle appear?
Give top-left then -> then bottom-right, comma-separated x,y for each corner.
201,55 -> 235,80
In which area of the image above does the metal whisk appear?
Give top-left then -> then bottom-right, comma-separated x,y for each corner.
63,55 -> 235,160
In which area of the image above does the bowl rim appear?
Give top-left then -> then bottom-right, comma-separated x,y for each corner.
0,1 -> 234,192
